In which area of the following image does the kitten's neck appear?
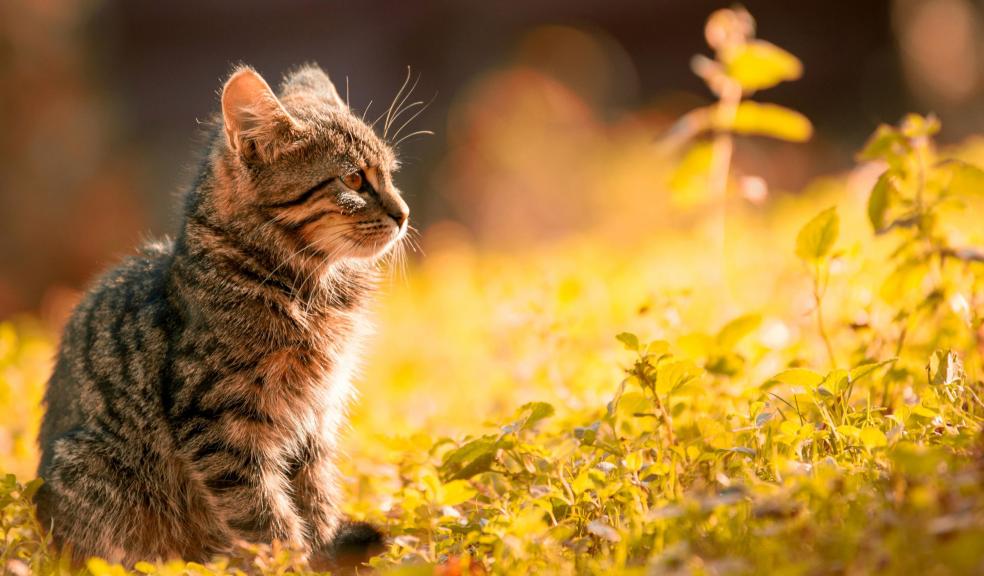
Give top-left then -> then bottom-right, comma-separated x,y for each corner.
168,206 -> 377,341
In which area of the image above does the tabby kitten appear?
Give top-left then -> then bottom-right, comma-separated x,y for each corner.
35,64 -> 408,567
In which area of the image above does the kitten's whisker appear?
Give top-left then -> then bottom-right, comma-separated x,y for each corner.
406,229 -> 424,256
380,66 -> 413,137
393,130 -> 435,148
386,73 -> 421,138
386,100 -> 423,138
390,92 -> 437,143
361,99 -> 374,122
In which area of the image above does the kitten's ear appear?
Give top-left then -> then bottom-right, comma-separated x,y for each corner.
221,67 -> 303,163
280,64 -> 346,108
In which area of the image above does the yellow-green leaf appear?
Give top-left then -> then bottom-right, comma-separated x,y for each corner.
900,113 -> 940,139
860,427 -> 888,450
868,172 -> 897,232
731,102 -> 813,142
572,469 -> 595,495
716,313 -> 762,350
725,40 -> 802,91
616,332 -> 640,351
836,425 -> 862,439
947,160 -> 984,197
796,206 -> 839,261
441,480 -> 477,506
770,367 -> 824,388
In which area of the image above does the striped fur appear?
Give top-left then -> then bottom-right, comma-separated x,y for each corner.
35,64 -> 408,566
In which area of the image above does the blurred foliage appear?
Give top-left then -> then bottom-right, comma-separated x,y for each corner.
3,7 -> 984,576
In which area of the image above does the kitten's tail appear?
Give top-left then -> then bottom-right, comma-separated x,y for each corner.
327,521 -> 386,572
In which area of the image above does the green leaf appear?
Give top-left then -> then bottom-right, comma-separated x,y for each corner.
19,477 -> 43,501
574,421 -> 600,445
770,367 -> 824,388
795,206 -> 839,261
730,102 -> 813,142
724,40 -> 803,91
616,332 -> 640,352
441,436 -> 498,480
868,172 -> 898,232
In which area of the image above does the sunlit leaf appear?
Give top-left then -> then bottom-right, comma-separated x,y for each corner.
716,313 -> 762,351
724,40 -> 802,91
836,425 -> 861,439
946,160 -> 984,197
900,113 -> 940,139
616,332 -> 640,352
860,427 -> 888,450
655,359 -> 703,395
518,401 -> 555,430
440,480 -> 477,506
857,124 -> 908,163
795,206 -> 839,261
770,367 -> 824,388
730,102 -> 813,142
849,359 -> 896,383
572,469 -> 600,495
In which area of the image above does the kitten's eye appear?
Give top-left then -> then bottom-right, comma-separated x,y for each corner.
341,171 -> 363,191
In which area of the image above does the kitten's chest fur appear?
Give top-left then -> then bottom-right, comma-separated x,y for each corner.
167,276 -> 369,472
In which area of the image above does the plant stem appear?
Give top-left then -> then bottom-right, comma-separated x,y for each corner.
813,261 -> 837,368
708,78 -> 741,302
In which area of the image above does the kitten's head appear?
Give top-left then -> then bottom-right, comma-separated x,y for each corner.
207,64 -> 408,265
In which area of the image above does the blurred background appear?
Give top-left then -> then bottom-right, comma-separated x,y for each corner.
3,0 -> 984,321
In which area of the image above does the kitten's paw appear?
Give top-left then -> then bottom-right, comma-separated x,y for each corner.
309,521 -> 385,573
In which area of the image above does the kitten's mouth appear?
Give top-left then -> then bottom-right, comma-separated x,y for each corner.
343,221 -> 406,260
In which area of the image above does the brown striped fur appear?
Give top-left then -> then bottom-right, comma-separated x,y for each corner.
35,64 -> 408,567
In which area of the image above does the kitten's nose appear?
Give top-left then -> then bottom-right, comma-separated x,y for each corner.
388,207 -> 409,227
386,195 -> 409,227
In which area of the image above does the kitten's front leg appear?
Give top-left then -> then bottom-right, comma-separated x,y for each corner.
290,440 -> 343,555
